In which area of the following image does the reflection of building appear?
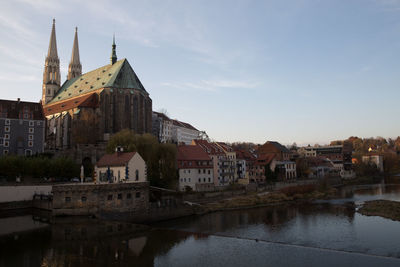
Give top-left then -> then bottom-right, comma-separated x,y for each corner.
362,154 -> 384,172
177,145 -> 214,191
0,99 -> 45,156
95,150 -> 147,183
42,20 -> 152,152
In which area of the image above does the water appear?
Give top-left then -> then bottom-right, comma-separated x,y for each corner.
1,184 -> 400,266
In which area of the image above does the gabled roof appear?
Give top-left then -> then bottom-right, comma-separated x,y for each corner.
261,141 -> 290,153
193,139 -> 225,155
97,152 -> 136,167
44,93 -> 99,116
254,154 -> 276,166
177,145 -> 211,161
47,58 -> 146,105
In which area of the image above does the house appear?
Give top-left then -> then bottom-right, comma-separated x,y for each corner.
177,145 -> 214,191
258,141 -> 291,161
0,99 -> 45,156
192,139 -> 237,186
236,149 -> 256,184
95,149 -> 147,183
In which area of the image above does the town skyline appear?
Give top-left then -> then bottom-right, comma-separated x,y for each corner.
1,0 -> 400,144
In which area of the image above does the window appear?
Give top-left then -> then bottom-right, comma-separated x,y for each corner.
118,193 -> 122,200
198,169 -> 201,174
29,121 -> 34,127
127,193 -> 132,199
198,178 -> 201,183
65,197 -> 71,203
189,178 -> 191,182
81,196 -> 87,202
135,169 -> 139,181
107,195 -> 113,201
203,169 -> 206,173
29,128 -> 34,133
208,178 -> 211,182
5,119 -> 10,125
208,170 -> 211,174
3,150 -> 8,155
5,126 -> 10,132
28,141 -> 33,147
135,192 -> 141,198
4,141 -> 9,147
28,135 -> 33,140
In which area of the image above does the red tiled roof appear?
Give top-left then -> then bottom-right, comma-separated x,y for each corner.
193,139 -> 225,155
97,152 -> 136,167
177,145 -> 211,161
43,93 -> 99,116
254,154 -> 276,166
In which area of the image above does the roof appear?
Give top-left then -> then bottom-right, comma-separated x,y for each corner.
172,119 -> 198,131
44,93 -> 99,116
97,152 -> 136,167
254,154 -> 276,166
193,139 -> 225,155
153,111 -> 171,121
268,141 -> 290,153
236,149 -> 256,161
177,145 -> 211,161
0,99 -> 44,120
47,58 -> 146,105
259,141 -> 290,154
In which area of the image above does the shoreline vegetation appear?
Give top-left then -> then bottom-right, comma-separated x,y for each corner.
197,184 -> 338,214
358,200 -> 400,221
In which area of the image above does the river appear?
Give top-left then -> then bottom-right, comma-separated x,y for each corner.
1,184 -> 400,267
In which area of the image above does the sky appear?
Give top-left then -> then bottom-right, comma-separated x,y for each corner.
1,0 -> 400,145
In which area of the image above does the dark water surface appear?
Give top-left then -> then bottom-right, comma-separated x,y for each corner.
1,184 -> 400,267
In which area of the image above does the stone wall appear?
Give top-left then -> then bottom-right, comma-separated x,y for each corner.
52,182 -> 149,216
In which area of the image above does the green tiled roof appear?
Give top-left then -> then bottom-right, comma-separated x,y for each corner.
48,58 -> 146,104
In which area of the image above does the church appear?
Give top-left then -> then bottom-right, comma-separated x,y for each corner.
42,19 -> 152,151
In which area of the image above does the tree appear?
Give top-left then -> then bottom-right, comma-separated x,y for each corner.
106,129 -> 177,188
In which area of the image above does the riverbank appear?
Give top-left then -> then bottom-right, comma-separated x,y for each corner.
358,200 -> 400,221
197,184 -> 338,213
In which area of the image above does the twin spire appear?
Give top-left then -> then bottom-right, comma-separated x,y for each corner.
42,19 -> 117,104
67,27 -> 82,80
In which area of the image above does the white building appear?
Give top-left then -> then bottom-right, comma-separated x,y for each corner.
172,120 -> 199,145
152,112 -> 173,143
96,150 -> 147,183
177,145 -> 214,191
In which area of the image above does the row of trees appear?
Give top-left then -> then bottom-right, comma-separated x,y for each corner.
0,155 -> 80,180
106,129 -> 177,188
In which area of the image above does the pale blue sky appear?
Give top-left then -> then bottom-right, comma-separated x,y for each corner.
1,0 -> 399,145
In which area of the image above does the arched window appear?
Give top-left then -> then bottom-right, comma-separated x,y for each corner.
135,169 -> 139,181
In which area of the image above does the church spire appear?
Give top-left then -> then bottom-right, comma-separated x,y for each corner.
47,19 -> 58,58
111,34 -> 117,65
68,27 -> 82,80
42,18 -> 61,105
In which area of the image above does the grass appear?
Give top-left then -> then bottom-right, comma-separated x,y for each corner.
358,200 -> 400,221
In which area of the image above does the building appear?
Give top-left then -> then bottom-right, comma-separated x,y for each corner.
258,141 -> 291,161
171,119 -> 199,145
95,150 -> 147,183
192,140 -> 238,186
42,20 -> 152,152
297,144 -> 353,178
177,145 -> 214,191
362,154 -> 384,173
152,112 -> 173,143
0,99 -> 45,156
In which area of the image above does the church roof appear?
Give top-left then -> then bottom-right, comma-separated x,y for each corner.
47,58 -> 146,105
